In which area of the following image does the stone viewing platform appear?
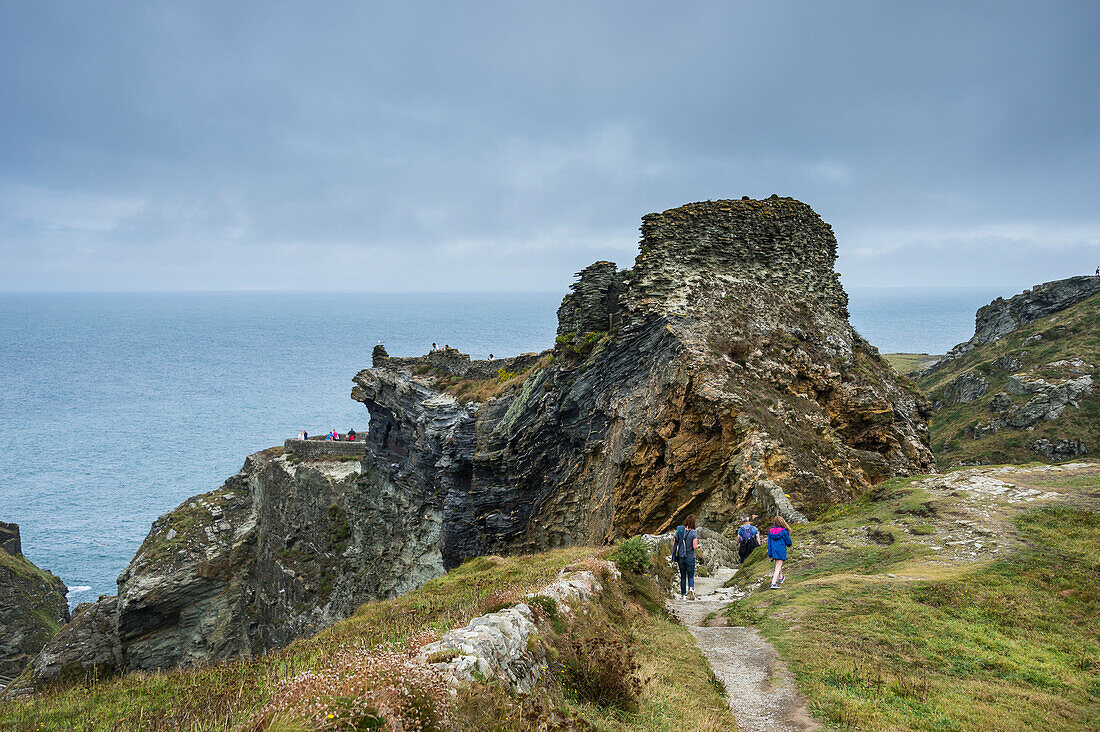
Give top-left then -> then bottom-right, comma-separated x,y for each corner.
283,435 -> 368,460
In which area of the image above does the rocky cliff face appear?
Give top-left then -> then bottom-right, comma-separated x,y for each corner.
18,449 -> 442,687
23,196 -> 935,687
353,197 -> 933,568
0,522 -> 70,680
917,279 -> 1100,467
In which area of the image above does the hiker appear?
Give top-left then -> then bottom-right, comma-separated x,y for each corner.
347,428 -> 356,441
432,342 -> 437,350
766,516 -> 793,589
736,516 -> 761,564
673,514 -> 700,600
296,430 -> 306,440
488,353 -> 494,360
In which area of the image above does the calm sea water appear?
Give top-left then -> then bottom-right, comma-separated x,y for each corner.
0,287 -> 1002,605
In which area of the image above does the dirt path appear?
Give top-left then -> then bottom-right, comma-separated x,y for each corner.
668,568 -> 819,732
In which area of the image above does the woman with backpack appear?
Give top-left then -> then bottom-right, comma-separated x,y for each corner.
674,514 -> 700,600
766,516 -> 793,589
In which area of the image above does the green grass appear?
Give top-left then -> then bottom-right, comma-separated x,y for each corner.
722,478 -> 1100,730
0,548 -> 595,731
0,548 -> 60,585
918,292 -> 1100,468
883,353 -> 940,375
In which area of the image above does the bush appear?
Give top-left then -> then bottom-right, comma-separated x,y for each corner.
610,537 -> 650,575
554,615 -> 641,711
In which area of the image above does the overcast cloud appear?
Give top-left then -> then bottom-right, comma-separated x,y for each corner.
1,1 -> 1097,292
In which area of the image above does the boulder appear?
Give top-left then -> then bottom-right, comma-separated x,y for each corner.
940,372 -> 989,405
1031,439 -> 1087,461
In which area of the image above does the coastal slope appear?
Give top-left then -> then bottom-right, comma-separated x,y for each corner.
0,523 -> 69,680
918,277 -> 1099,467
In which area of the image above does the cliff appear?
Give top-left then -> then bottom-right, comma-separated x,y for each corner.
0,523 -> 69,680
20,196 -> 934,687
917,278 -> 1100,467
16,448 -> 442,687
353,197 -> 934,568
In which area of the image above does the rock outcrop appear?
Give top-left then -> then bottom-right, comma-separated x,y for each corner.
928,276 -> 1100,373
19,449 -> 443,685
917,279 -> 1100,467
0,523 -> 70,680
25,196 -> 935,686
353,197 -> 933,568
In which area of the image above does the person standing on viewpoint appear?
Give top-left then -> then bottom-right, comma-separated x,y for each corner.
674,514 -> 700,600
767,516 -> 792,589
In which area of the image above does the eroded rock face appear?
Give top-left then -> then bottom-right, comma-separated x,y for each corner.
968,370 -> 1094,438
353,198 -> 933,567
939,373 -> 990,406
1031,438 -> 1087,461
0,523 -> 70,680
556,261 -> 628,337
25,450 -> 443,681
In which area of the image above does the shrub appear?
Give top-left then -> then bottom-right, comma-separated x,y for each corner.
496,368 -> 518,382
554,615 -> 641,711
610,537 -> 650,575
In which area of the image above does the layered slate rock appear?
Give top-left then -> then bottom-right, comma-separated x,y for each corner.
0,523 -> 70,680
23,449 -> 443,682
353,197 -> 934,567
556,261 -> 628,337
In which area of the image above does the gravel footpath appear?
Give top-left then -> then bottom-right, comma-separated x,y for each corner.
668,567 -> 819,732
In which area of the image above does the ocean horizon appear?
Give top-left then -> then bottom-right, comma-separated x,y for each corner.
0,286 -> 1004,605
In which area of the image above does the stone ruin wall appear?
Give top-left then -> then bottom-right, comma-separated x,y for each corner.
626,196 -> 849,316
371,344 -> 543,380
555,261 -> 629,338
283,439 -> 368,460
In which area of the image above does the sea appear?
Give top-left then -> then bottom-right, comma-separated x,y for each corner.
0,287 -> 1003,607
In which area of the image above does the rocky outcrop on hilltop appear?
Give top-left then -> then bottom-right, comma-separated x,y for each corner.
353,197 -> 934,568
22,196 -> 935,688
928,276 -> 1100,373
917,279 -> 1100,467
0,522 -> 70,680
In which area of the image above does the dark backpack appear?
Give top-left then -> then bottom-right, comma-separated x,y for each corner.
738,525 -> 757,544
673,525 -> 687,560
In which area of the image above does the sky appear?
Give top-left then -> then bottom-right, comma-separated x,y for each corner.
1,1 -> 1097,293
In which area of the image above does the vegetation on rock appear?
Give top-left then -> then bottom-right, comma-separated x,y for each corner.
918,292 -> 1099,467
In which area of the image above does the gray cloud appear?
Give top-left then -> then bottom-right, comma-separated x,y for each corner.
1,0 -> 1097,292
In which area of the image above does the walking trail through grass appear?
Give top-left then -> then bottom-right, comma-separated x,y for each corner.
667,567 -> 820,731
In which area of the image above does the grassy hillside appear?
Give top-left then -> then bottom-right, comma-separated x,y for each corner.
917,292 -> 1100,467
0,545 -> 738,731
882,353 -> 940,375
721,462 -> 1100,730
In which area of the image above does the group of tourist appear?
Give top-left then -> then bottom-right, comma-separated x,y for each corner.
672,513 -> 794,600
295,428 -> 357,441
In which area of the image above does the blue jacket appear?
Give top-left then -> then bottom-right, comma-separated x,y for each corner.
766,527 -> 792,560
